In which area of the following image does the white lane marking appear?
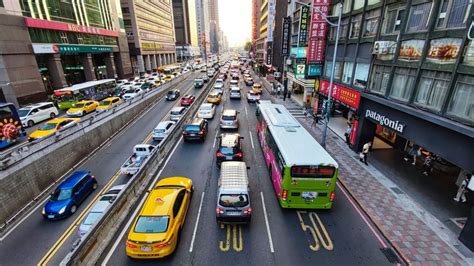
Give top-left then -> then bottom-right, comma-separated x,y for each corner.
101,136 -> 183,265
244,105 -> 248,117
189,191 -> 205,253
249,131 -> 255,150
260,192 -> 274,253
212,130 -> 218,149
336,182 -> 388,248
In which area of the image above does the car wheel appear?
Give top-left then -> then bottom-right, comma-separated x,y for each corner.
27,120 -> 34,127
92,182 -> 98,190
50,113 -> 56,119
70,205 -> 77,214
81,111 -> 85,116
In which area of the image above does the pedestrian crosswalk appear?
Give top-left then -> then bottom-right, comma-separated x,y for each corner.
287,107 -> 305,118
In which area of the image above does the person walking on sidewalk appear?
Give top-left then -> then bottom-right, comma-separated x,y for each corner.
422,153 -> 434,176
344,124 -> 352,146
454,174 -> 471,202
277,85 -> 281,96
404,144 -> 421,166
283,88 -> 288,101
359,141 -> 372,165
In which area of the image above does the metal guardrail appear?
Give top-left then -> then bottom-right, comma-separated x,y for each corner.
60,73 -> 218,265
0,73 -> 192,171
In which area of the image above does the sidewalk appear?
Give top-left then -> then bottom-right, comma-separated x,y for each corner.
255,74 -> 471,265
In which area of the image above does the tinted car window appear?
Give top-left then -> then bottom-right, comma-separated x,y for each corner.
185,125 -> 200,131
219,194 -> 249,207
134,216 -> 169,233
219,147 -> 236,155
222,115 -> 235,121
51,188 -> 73,201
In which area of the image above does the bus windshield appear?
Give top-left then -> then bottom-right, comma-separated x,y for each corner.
59,94 -> 75,102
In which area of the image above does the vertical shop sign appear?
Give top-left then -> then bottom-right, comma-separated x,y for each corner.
282,17 -> 291,56
308,0 -> 329,63
298,6 -> 310,47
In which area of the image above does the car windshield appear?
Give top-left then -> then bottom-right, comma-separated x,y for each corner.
222,115 -> 235,121
125,89 -> 135,94
185,125 -> 200,131
171,110 -> 182,115
74,103 -> 85,108
208,94 -> 218,98
219,146 -> 236,155
155,128 -> 165,133
167,91 -> 175,95
99,100 -> 111,106
83,212 -> 102,225
39,122 -> 58,131
134,216 -> 169,233
219,194 -> 249,208
200,105 -> 212,111
18,109 -> 31,117
50,188 -> 73,201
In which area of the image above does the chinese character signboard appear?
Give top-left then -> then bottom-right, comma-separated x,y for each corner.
298,6 -> 310,47
266,41 -> 273,65
308,0 -> 329,63
267,0 -> 276,42
25,18 -> 118,37
281,17 -> 291,56
32,44 -> 113,54
290,47 -> 307,58
319,79 -> 361,110
307,64 -> 322,78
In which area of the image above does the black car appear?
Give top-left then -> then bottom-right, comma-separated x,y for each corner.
202,75 -> 209,83
166,89 -> 180,101
215,133 -> 244,166
182,118 -> 208,141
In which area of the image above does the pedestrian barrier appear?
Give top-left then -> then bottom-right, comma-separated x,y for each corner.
60,73 -> 218,266
0,73 -> 192,232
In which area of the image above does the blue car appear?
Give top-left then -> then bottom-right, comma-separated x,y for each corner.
42,171 -> 98,220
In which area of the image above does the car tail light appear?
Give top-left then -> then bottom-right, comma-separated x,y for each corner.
243,208 -> 252,214
91,175 -> 95,179
154,238 -> 173,248
234,152 -> 242,157
199,130 -> 204,135
330,191 -> 335,202
216,151 -> 224,157
282,189 -> 288,201
126,241 -> 138,249
216,208 -> 224,214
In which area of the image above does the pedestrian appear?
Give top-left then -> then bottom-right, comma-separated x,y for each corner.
454,174 -> 471,202
311,112 -> 319,128
422,153 -> 434,176
287,90 -> 292,100
283,88 -> 288,101
277,85 -> 281,96
404,144 -> 420,166
304,100 -> 311,115
359,141 -> 372,165
344,124 -> 352,146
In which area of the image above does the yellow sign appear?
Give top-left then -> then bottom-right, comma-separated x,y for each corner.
141,42 -> 163,50
314,79 -> 320,94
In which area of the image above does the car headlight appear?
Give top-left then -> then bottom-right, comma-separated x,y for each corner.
42,207 -> 45,215
58,206 -> 67,214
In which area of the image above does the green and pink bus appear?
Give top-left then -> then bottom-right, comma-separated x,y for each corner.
256,101 -> 339,209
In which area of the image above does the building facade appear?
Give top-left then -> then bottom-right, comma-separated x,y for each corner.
173,0 -> 200,62
208,0 -> 219,54
0,0 -> 132,105
196,0 -> 210,60
121,0 -> 177,74
319,0 -> 473,175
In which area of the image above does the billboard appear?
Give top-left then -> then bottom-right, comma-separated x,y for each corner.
307,0 -> 330,63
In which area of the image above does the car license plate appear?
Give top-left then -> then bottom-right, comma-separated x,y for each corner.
141,246 -> 152,252
227,211 -> 240,215
225,156 -> 233,160
190,133 -> 196,136
47,215 -> 55,219
302,192 -> 317,199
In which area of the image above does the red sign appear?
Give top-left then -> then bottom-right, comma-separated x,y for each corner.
307,0 -> 329,63
319,80 -> 361,110
350,120 -> 358,145
24,18 -> 119,37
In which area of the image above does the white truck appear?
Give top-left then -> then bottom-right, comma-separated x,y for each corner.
120,144 -> 155,175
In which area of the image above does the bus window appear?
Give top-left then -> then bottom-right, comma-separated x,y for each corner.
291,166 -> 335,179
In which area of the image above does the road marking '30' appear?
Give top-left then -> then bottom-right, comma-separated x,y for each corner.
296,211 -> 333,251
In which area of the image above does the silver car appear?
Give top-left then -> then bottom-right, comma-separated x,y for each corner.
230,88 -> 241,99
170,106 -> 186,121
220,109 -> 239,129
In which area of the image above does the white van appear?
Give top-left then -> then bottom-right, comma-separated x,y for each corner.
216,161 -> 251,224
170,106 -> 186,121
18,102 -> 59,127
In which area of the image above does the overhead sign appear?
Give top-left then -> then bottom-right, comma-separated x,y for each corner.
298,6 -> 310,47
308,0 -> 329,63
365,110 -> 406,134
281,17 -> 291,56
24,18 -> 119,37
319,79 -> 361,110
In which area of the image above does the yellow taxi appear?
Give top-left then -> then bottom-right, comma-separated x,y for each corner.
126,177 -> 193,259
96,97 -> 123,112
164,75 -> 174,82
28,117 -> 80,141
207,91 -> 222,105
252,83 -> 263,94
66,100 -> 99,116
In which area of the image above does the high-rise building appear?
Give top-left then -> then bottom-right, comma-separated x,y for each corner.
173,0 -> 201,62
0,0 -> 132,105
121,0 -> 177,74
196,0 -> 211,60
208,0 -> 220,54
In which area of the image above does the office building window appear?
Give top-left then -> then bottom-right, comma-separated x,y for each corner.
354,0 -> 364,10
59,31 -> 69,44
447,75 -> 474,124
340,18 -> 349,40
325,61 -> 343,80
415,71 -> 451,111
354,63 -> 370,88
368,0 -> 381,4
369,65 -> 391,94
406,2 -> 433,33
363,9 -> 381,37
350,14 -> 362,39
342,62 -> 354,84
436,0 -> 472,29
383,4 -> 406,35
343,0 -> 351,14
390,67 -> 417,101
324,60 -> 333,78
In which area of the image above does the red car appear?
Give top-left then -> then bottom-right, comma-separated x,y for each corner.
180,95 -> 196,106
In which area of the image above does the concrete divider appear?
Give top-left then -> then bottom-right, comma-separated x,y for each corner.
0,73 -> 192,230
60,74 -> 218,265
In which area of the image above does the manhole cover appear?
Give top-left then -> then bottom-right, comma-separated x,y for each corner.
390,187 -> 404,195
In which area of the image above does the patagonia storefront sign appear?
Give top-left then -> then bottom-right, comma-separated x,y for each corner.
365,109 -> 405,133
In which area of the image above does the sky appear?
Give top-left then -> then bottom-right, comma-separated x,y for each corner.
218,0 -> 251,48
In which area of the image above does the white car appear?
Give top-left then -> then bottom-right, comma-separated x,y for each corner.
247,90 -> 261,103
229,79 -> 239,88
215,79 -> 224,86
153,120 -> 176,141
122,88 -> 144,100
120,82 -> 134,90
116,79 -> 128,86
230,87 -> 241,99
197,103 -> 216,119
18,102 -> 59,127
132,82 -> 144,89
170,106 -> 186,121
214,82 -> 224,91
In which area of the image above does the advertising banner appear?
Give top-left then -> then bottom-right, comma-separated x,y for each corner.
427,38 -> 462,64
308,0 -> 329,63
281,17 -> 291,56
24,18 -> 118,37
319,79 -> 361,110
267,0 -> 276,42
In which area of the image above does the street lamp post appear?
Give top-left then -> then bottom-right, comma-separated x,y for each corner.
294,1 -> 342,149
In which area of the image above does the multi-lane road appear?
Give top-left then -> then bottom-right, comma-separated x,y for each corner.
0,71 -> 397,265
